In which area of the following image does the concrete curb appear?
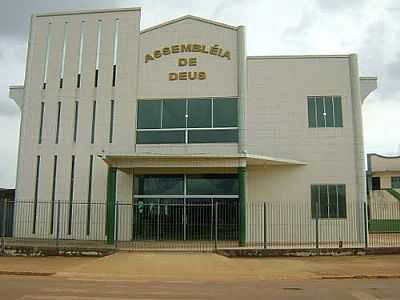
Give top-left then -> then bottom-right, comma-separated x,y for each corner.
1,246 -> 116,257
321,274 -> 400,280
0,270 -> 55,276
217,247 -> 400,257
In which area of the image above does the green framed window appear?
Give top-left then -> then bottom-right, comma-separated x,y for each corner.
392,176 -> 400,189
162,99 -> 186,128
188,99 -> 211,128
308,96 -> 343,128
136,98 -> 238,144
311,184 -> 346,218
137,100 -> 161,129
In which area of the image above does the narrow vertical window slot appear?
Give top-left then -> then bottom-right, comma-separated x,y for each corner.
86,155 -> 93,236
55,101 -> 61,144
77,21 -> 85,88
32,155 -> 41,234
109,100 -> 115,143
38,102 -> 45,144
68,155 -> 75,235
43,22 -> 52,89
112,19 -> 119,87
59,22 -> 68,89
91,101 -> 96,144
73,101 -> 79,143
94,20 -> 102,87
50,155 -> 57,234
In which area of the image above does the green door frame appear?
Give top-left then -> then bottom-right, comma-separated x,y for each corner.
239,167 -> 246,246
106,167 -> 117,244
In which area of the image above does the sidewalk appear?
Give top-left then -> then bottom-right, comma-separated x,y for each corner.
1,253 -> 400,281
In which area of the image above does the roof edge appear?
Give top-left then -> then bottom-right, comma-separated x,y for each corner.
141,15 -> 239,34
36,7 -> 141,18
368,153 -> 400,159
248,54 -> 351,60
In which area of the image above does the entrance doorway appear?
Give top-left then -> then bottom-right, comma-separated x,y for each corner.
372,177 -> 381,190
132,174 -> 239,241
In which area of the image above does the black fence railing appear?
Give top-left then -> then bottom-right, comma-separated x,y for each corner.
1,199 -> 400,252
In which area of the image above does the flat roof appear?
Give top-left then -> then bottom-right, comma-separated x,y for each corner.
101,152 -> 307,167
36,7 -> 141,18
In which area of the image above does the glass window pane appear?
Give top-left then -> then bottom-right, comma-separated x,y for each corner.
311,185 -> 319,218
328,185 -> 338,218
333,96 -> 343,127
337,184 -> 346,218
213,98 -> 238,127
188,129 -> 238,143
188,99 -> 211,128
137,100 -> 161,129
162,99 -> 186,128
187,174 -> 239,195
136,130 -> 185,144
392,177 -> 400,188
316,96 -> 325,127
135,175 -> 184,195
308,97 -> 316,128
324,96 -> 334,127
319,185 -> 329,218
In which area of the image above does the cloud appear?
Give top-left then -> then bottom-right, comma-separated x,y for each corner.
283,11 -> 315,38
316,0 -> 367,11
0,0 -> 125,40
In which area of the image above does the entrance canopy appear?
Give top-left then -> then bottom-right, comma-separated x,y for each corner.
100,152 -> 307,169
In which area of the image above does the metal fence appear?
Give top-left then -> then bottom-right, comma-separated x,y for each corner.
1,199 -> 400,252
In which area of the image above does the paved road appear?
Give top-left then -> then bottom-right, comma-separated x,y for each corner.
0,275 -> 399,300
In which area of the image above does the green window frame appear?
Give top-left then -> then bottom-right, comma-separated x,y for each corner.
311,184 -> 346,218
136,98 -> 238,144
392,176 -> 400,189
308,96 -> 343,128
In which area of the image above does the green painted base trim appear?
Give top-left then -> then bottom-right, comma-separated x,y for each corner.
369,219 -> 400,233
106,167 -> 117,244
239,167 -> 246,246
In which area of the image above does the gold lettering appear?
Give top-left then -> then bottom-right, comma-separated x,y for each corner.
188,72 -> 197,80
189,58 -> 197,66
181,44 -> 192,52
179,72 -> 187,80
192,44 -> 201,52
154,50 -> 161,59
171,45 -> 180,53
162,47 -> 171,55
210,45 -> 219,55
169,72 -> 178,81
199,72 -> 206,80
201,45 -> 209,53
222,51 -> 231,60
178,58 -> 187,66
145,54 -> 154,63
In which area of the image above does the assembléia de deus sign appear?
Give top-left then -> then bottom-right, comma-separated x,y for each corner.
144,43 -> 231,81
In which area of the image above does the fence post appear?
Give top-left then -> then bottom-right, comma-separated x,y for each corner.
114,201 -> 119,249
1,199 -> 7,255
56,200 -> 61,249
315,201 -> 319,249
363,202 -> 369,249
214,202 -> 218,251
263,202 -> 267,249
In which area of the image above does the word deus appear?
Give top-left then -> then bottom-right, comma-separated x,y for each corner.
145,44 -> 231,63
169,57 -> 206,81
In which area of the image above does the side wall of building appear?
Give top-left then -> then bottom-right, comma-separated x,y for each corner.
246,57 -> 364,243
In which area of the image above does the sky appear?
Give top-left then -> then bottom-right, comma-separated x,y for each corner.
0,0 -> 399,188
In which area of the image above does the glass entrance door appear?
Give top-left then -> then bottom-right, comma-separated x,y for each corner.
132,174 -> 239,241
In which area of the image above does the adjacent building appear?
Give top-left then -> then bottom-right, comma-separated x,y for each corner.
9,7 -> 377,245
